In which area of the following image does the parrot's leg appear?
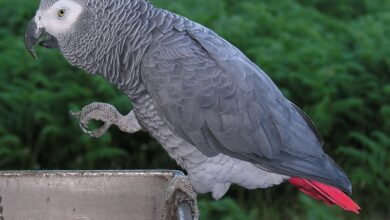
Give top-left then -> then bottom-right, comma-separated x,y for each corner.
212,182 -> 231,200
71,102 -> 142,138
164,175 -> 199,220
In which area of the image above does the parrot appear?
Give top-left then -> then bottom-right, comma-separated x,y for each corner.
25,0 -> 360,216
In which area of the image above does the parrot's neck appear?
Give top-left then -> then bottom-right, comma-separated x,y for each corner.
94,0 -> 157,96
61,0 -> 168,98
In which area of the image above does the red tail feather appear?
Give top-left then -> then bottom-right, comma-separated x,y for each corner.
289,177 -> 360,214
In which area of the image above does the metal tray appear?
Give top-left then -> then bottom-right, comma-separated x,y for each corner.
0,170 -> 197,220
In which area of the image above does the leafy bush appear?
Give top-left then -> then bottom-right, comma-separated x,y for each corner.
0,0 -> 389,219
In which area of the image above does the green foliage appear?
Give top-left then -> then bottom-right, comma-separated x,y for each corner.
338,132 -> 390,213
199,198 -> 260,220
0,0 -> 389,219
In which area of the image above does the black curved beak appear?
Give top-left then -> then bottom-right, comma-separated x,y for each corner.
24,19 -> 59,59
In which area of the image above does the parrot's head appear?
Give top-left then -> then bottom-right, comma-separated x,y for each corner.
24,0 -> 139,73
24,0 -> 89,59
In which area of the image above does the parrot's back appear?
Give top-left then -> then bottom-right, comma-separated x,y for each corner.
139,8 -> 352,193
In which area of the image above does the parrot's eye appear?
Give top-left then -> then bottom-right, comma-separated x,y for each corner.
57,9 -> 66,17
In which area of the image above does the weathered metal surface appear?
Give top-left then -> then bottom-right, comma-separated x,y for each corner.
0,170 -> 196,220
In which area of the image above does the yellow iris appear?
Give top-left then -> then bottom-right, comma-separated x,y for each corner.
58,9 -> 66,17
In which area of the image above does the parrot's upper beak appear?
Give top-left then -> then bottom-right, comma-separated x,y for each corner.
24,19 -> 59,59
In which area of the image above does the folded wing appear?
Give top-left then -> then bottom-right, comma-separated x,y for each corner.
141,23 -> 351,194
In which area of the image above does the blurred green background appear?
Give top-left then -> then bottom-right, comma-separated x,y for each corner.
0,0 -> 389,219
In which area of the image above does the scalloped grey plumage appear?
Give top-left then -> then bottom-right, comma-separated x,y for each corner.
32,0 -> 352,197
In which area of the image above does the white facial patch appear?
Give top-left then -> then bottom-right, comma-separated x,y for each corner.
37,0 -> 83,36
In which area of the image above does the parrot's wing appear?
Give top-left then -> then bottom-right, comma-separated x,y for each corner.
141,26 -> 351,193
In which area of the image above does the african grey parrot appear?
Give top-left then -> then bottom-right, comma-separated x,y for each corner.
25,0 -> 360,215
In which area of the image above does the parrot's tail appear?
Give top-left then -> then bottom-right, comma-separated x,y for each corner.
289,177 -> 360,214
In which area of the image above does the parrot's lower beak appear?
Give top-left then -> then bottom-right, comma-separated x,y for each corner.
24,19 -> 58,59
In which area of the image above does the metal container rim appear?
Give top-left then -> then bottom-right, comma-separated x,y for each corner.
0,170 -> 185,178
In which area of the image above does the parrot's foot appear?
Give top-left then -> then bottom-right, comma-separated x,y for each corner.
71,102 -> 142,138
164,175 -> 199,220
